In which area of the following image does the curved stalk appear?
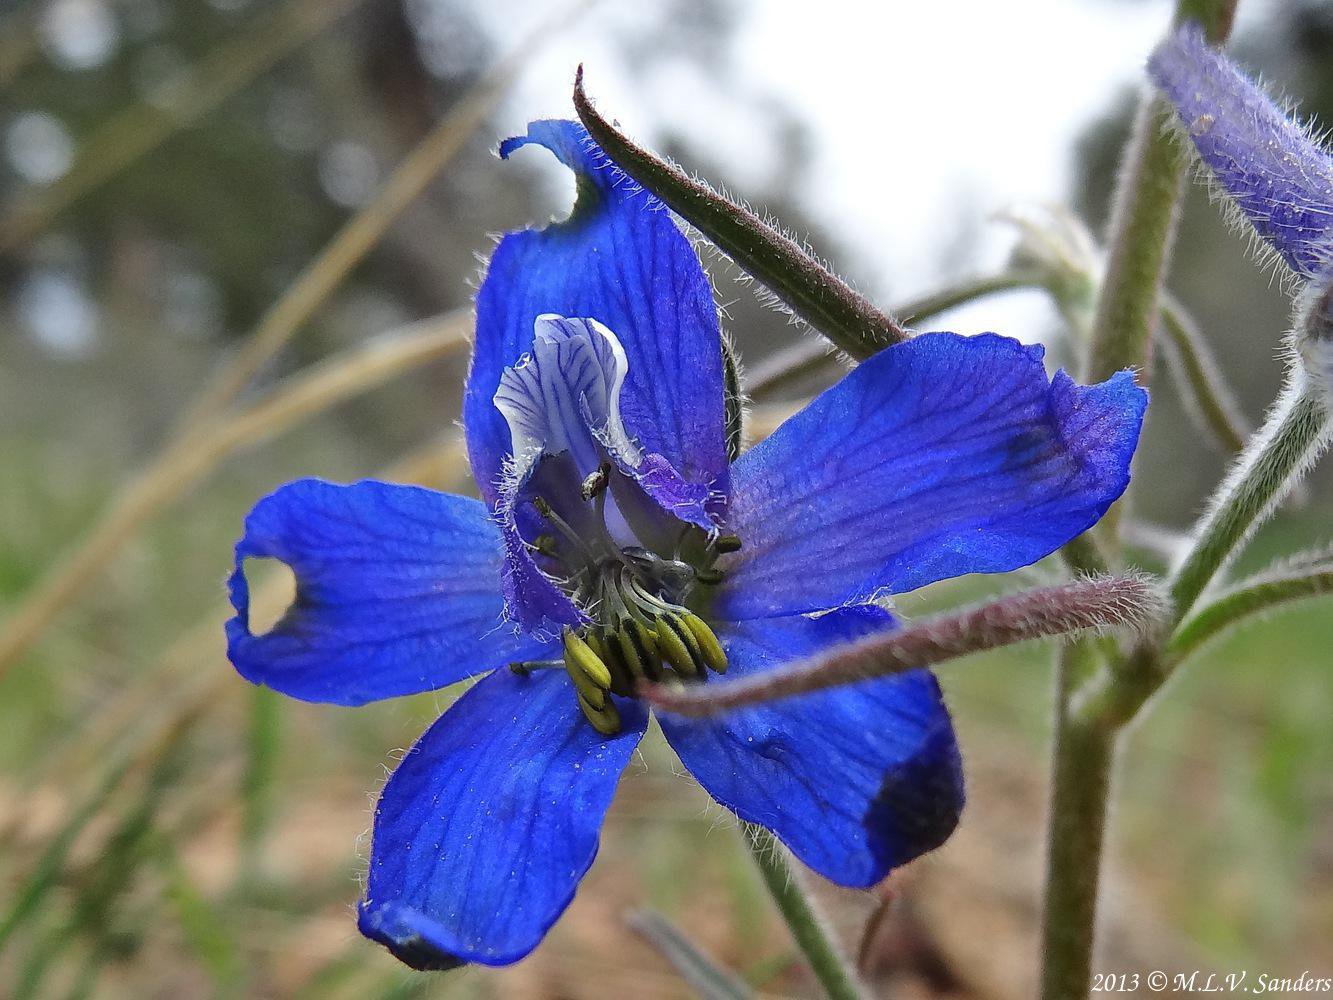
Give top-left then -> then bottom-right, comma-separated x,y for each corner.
741,824 -> 866,1000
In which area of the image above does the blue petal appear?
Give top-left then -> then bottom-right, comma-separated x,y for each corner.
1149,23 -> 1333,279
358,667 -> 648,968
713,332 -> 1146,620
465,120 -> 729,511
657,606 -> 963,887
225,479 -> 553,706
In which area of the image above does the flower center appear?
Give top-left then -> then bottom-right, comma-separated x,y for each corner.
495,315 -> 736,734
518,463 -> 737,735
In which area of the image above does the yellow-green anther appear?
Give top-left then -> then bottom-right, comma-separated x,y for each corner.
613,627 -> 646,681
593,629 -> 634,697
583,629 -> 609,661
713,533 -> 742,553
565,661 -> 607,709
681,612 -> 728,673
655,614 -> 699,678
616,620 -> 662,682
577,691 -> 621,735
562,629 -> 613,690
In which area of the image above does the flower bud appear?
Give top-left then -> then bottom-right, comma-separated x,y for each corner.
1149,23 -> 1333,280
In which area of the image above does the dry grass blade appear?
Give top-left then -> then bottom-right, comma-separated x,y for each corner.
0,0 -> 597,676
0,0 -> 366,253
0,314 -> 468,680
1,435 -> 472,846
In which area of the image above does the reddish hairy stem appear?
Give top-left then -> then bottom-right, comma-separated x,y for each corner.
643,576 -> 1166,717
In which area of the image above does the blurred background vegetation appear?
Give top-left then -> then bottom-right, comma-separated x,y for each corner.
1,0 -> 1330,996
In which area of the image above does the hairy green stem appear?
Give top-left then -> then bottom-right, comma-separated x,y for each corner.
1169,378 -> 1330,621
741,824 -> 865,1000
745,270 -> 1044,399
1040,643 -> 1115,1000
1083,94 -> 1187,387
1043,6 -> 1239,999
643,577 -> 1163,717
1158,293 -> 1250,453
1167,562 -> 1333,662
575,69 -> 904,359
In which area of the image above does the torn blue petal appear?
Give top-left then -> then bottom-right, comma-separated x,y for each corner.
359,667 -> 647,968
466,119 -> 729,515
713,332 -> 1146,620
225,479 -> 554,706
657,606 -> 963,887
1150,22 -> 1333,279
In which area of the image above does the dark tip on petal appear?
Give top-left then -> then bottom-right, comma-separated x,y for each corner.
865,724 -> 965,871
358,902 -> 467,973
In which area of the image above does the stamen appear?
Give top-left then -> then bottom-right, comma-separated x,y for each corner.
680,612 -> 728,674
561,629 -> 618,731
507,659 -> 566,675
577,691 -> 621,735
524,534 -> 560,558
562,629 -> 613,690
655,613 -> 703,679
615,621 -> 661,682
711,533 -> 743,554
531,495 -> 598,565
579,461 -> 613,501
590,628 -> 635,697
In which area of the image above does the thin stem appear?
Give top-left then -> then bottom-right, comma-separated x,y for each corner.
1166,561 -> 1333,662
575,69 -> 905,359
897,270 -> 1046,326
238,686 -> 282,889
0,0 -> 363,254
1040,641 -> 1115,1000
1158,293 -> 1250,453
1042,8 -> 1238,1000
624,909 -> 752,1000
643,577 -> 1163,717
745,270 -> 1043,399
0,315 -> 469,680
740,824 -> 866,1000
1074,379 -> 1331,731
1084,93 -> 1187,387
1169,377 -> 1329,621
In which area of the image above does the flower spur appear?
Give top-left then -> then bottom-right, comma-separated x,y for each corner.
225,119 -> 1147,970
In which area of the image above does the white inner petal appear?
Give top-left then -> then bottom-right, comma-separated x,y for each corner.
494,315 -> 642,483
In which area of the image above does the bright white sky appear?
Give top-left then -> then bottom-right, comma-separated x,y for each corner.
470,0 -> 1274,341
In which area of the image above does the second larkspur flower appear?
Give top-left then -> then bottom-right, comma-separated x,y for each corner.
225,119 -> 1148,970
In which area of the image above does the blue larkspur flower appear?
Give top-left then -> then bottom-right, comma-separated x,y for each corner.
1149,22 -> 1333,280
224,120 -> 1147,970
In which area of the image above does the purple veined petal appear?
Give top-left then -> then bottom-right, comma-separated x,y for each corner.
1149,22 -> 1333,279
490,315 -> 722,634
494,315 -> 640,486
358,667 -> 648,969
712,332 -> 1146,621
465,119 -> 730,513
225,479 -> 556,706
657,605 -> 963,888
